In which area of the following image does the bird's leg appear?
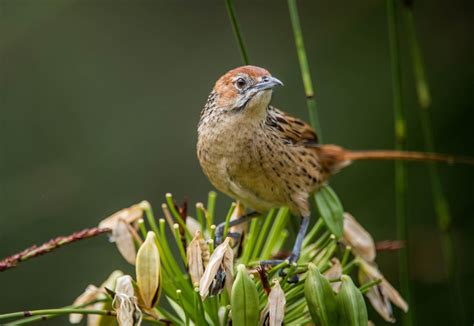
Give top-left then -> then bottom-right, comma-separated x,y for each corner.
288,215 -> 310,263
260,215 -> 310,282
215,211 -> 260,245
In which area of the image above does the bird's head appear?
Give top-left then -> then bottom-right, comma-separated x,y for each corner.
212,65 -> 283,114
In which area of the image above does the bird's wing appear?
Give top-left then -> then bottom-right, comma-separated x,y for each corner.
266,106 -> 319,145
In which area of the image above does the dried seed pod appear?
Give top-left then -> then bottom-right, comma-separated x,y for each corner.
99,203 -> 145,230
135,232 -> 161,309
69,285 -> 100,323
268,279 -> 285,326
112,275 -> 142,326
187,230 -> 210,286
69,270 -> 124,325
186,217 -> 202,236
324,258 -> 342,293
358,259 -> 408,322
342,213 -> 376,262
231,264 -> 259,326
111,218 -> 137,265
337,275 -> 368,326
199,237 -> 233,299
305,263 -> 338,326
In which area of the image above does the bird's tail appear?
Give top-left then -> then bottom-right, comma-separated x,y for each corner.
315,144 -> 474,173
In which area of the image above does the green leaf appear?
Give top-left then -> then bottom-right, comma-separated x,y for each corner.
315,185 -> 344,238
231,264 -> 259,326
305,263 -> 338,326
337,275 -> 368,326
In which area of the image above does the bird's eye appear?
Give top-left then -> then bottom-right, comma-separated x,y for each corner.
235,78 -> 247,89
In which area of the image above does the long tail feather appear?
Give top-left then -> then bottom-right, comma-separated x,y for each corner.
343,149 -> 474,165
315,144 -> 474,173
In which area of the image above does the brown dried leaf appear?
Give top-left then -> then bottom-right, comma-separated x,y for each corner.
342,213 -> 376,262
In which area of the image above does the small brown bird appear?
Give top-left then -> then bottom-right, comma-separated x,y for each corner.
197,65 -> 472,264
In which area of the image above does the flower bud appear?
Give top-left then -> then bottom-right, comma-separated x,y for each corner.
231,264 -> 259,326
337,275 -> 368,326
305,263 -> 338,326
135,232 -> 161,309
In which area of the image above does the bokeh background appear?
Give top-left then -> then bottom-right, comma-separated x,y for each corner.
1,0 -> 473,324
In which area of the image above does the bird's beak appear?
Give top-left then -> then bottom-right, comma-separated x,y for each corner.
254,76 -> 284,91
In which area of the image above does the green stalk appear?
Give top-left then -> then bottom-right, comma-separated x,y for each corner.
241,215 -> 263,264
251,209 -> 276,260
165,194 -> 192,240
302,218 -> 323,248
222,202 -> 236,239
402,3 -> 465,324
359,278 -> 382,294
195,203 -> 205,234
0,309 -> 116,324
2,299 -> 107,325
224,0 -> 250,64
260,207 -> 290,259
287,0 -> 322,138
206,191 -> 217,228
173,224 -> 188,266
386,1 -> 413,325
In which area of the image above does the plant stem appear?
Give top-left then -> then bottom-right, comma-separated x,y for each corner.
287,0 -> 322,138
0,309 -> 115,324
359,278 -> 382,294
206,191 -> 217,228
251,209 -> 276,261
224,0 -> 250,65
0,227 -> 110,272
386,1 -> 413,325
402,3 -> 465,324
222,202 -> 236,239
166,194 -> 192,240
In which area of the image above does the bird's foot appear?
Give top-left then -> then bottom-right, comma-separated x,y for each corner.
260,254 -> 300,283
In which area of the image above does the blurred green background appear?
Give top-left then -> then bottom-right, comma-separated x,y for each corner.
1,0 -> 473,324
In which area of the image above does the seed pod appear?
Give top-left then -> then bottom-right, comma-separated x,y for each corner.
136,232 -> 161,309
112,275 -> 142,326
99,203 -> 145,229
358,258 -> 408,322
231,264 -> 259,326
342,213 -> 376,262
324,258 -> 342,293
199,237 -> 233,299
337,275 -> 368,326
112,218 -> 137,265
268,279 -> 285,326
304,263 -> 338,326
187,230 -> 210,286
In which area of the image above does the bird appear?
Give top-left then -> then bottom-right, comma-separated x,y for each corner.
197,65 -> 473,265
